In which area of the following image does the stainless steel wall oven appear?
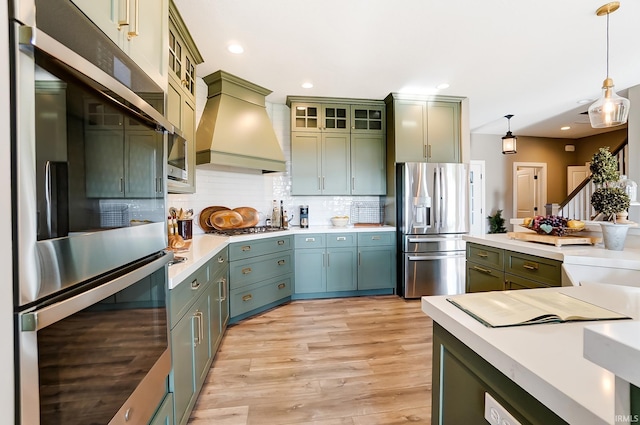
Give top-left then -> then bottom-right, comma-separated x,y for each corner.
11,0 -> 174,423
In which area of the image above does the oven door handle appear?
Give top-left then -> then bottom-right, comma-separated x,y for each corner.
21,252 -> 172,332
18,25 -> 174,133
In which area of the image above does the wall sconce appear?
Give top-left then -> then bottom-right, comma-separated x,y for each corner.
502,114 -> 517,154
588,2 -> 630,128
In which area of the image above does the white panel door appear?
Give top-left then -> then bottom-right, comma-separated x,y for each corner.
516,168 -> 537,218
567,165 -> 590,195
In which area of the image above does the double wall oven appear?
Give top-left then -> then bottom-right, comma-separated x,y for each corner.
12,1 -> 174,424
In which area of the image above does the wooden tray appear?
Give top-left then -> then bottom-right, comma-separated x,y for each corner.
507,232 -> 601,247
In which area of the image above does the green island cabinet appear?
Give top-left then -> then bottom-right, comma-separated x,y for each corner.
432,322 -> 568,424
228,235 -> 293,323
465,242 -> 562,293
70,0 -> 169,89
287,97 -> 386,196
293,231 -> 395,299
385,93 -> 462,163
167,0 -> 203,194
168,248 -> 229,425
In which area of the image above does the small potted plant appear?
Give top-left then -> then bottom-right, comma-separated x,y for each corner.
589,147 -> 631,250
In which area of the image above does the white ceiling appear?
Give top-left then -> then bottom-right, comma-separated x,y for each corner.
174,0 -> 640,139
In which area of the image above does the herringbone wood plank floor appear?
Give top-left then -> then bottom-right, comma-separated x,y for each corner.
188,295 -> 433,425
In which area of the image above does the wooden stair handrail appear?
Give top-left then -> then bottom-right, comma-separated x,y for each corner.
558,138 -> 628,210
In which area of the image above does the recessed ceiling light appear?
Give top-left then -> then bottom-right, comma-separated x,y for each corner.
577,98 -> 592,104
301,82 -> 313,89
228,44 -> 244,54
436,82 -> 450,90
561,126 -> 571,131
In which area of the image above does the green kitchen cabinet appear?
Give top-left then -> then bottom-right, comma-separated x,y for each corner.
465,243 -> 561,293
432,322 -> 568,424
351,104 -> 384,134
169,246 -> 229,425
357,232 -> 396,290
288,97 -> 387,196
170,281 -> 211,425
70,0 -> 169,89
290,102 -> 350,133
350,133 -> 386,195
167,1 -> 203,194
294,233 -> 357,293
385,94 -> 462,163
228,235 -> 293,322
291,132 -> 351,195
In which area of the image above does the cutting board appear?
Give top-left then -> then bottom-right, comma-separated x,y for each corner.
507,231 -> 601,247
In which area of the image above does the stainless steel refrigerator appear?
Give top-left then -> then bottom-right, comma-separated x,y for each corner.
397,162 -> 469,298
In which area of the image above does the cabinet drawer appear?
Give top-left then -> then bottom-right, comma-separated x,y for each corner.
230,251 -> 293,289
210,247 -> 229,269
230,275 -> 293,318
229,236 -> 292,261
357,232 -> 394,246
294,233 -> 325,249
467,243 -> 504,270
504,273 -> 550,290
505,251 -> 561,287
326,233 -> 356,247
465,262 -> 503,293
169,263 -> 210,329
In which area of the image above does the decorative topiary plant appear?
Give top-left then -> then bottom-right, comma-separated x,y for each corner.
589,147 -> 629,222
589,147 -> 619,186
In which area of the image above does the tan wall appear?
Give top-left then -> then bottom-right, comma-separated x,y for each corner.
471,130 -> 628,225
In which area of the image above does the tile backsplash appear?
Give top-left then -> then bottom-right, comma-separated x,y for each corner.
168,85 -> 381,235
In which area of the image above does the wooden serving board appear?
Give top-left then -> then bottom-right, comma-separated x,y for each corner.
507,231 -> 601,247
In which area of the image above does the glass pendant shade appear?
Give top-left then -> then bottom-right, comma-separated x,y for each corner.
588,78 -> 630,128
502,132 -> 517,154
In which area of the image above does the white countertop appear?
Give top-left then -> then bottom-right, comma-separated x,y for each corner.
464,234 -> 640,271
168,225 -> 396,289
422,283 -> 640,425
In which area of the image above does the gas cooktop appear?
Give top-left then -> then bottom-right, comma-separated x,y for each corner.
205,226 -> 289,237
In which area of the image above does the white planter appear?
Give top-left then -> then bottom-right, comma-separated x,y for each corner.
599,222 -> 631,251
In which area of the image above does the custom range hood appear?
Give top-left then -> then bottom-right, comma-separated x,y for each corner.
196,70 -> 285,173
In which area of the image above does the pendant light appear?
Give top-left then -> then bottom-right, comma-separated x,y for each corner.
588,2 -> 630,128
501,114 -> 517,154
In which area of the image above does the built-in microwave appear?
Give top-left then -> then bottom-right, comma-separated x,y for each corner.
167,131 -> 189,184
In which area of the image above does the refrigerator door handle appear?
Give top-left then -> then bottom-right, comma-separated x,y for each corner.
407,237 -> 461,243
438,166 -> 445,231
433,167 -> 440,230
408,254 -> 465,261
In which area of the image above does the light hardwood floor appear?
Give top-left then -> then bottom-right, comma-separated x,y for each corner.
188,295 -> 433,425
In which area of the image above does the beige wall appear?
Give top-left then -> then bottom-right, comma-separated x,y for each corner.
471,130 -> 628,226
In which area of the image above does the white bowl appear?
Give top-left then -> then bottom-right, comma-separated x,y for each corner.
331,217 -> 349,227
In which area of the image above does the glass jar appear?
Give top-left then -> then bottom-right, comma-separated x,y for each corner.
619,175 -> 638,203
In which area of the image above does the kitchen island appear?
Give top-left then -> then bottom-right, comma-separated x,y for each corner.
422,283 -> 640,425
464,233 -> 640,287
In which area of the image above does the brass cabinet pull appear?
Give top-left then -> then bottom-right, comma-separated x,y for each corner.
220,278 -> 227,301
336,236 -> 346,241
472,265 -> 492,274
523,262 -> 539,271
305,237 -> 316,242
217,256 -> 225,263
127,0 -> 139,39
193,310 -> 203,345
277,283 -> 286,290
242,294 -> 253,302
191,279 -> 200,290
241,245 -> 251,252
277,260 -> 285,266
476,252 -> 488,258
242,267 -> 252,275
117,0 -> 130,27
277,240 -> 285,245
371,236 -> 381,240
